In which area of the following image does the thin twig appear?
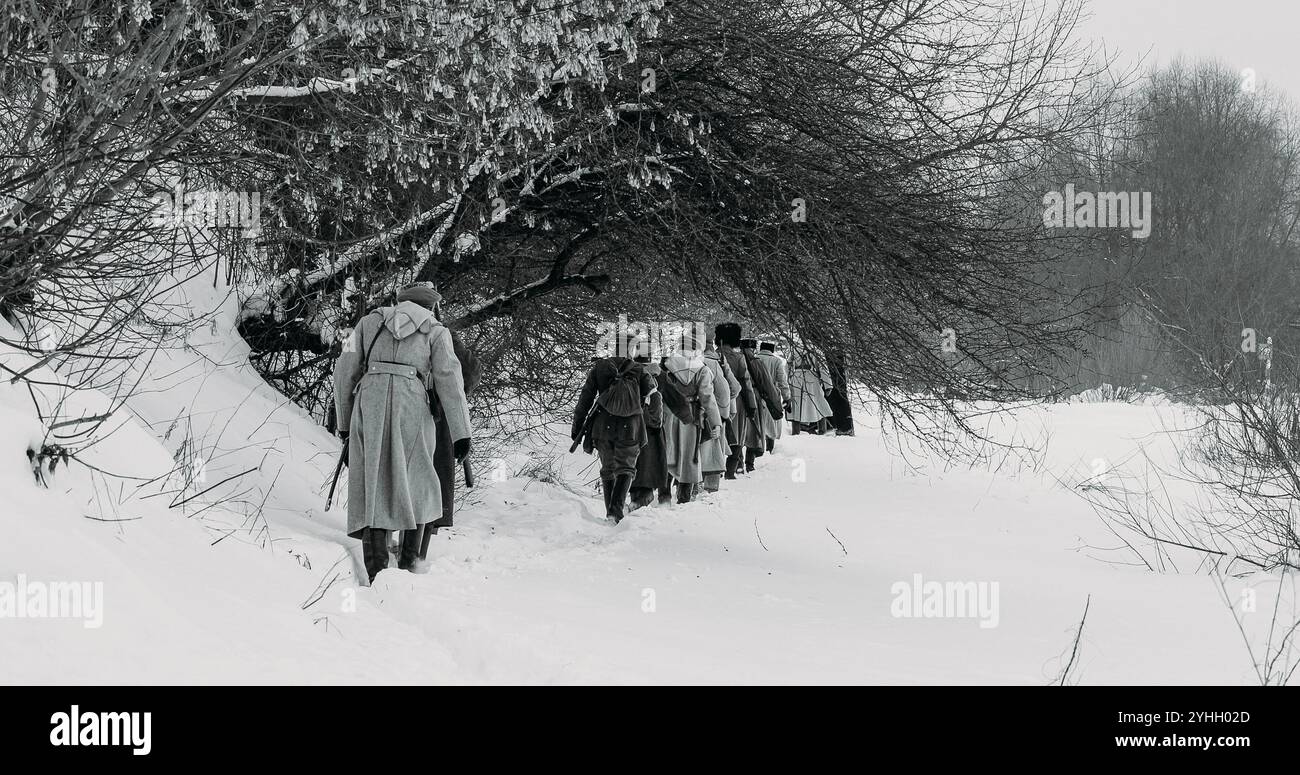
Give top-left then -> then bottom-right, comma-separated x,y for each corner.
825,527 -> 847,555
169,466 -> 259,508
1055,594 -> 1091,686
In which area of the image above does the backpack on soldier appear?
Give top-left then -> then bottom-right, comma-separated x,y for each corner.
596,358 -> 644,417
663,370 -> 714,463
661,372 -> 700,426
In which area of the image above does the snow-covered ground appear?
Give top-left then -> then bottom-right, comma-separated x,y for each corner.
0,271 -> 1292,685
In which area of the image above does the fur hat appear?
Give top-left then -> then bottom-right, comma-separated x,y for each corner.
715,322 -> 742,347
760,341 -> 775,353
739,338 -> 758,350
396,283 -> 442,310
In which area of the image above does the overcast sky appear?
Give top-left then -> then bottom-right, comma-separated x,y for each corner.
1076,0 -> 1300,105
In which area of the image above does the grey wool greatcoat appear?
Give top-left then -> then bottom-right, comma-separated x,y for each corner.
789,353 -> 834,423
699,353 -> 733,473
743,349 -> 784,448
718,344 -> 758,447
630,363 -> 669,492
704,349 -> 740,420
333,301 -> 471,537
661,355 -> 723,484
756,351 -> 791,440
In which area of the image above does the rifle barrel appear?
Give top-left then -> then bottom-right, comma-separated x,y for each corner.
325,446 -> 348,510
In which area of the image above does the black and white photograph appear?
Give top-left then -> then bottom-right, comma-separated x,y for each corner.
1,0 -> 1298,717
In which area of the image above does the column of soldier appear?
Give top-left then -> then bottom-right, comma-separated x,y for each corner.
334,287 -> 851,584
570,322 -> 843,524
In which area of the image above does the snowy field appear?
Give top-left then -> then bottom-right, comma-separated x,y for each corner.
0,276 -> 1289,685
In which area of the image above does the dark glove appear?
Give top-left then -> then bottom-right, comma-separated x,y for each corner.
783,400 -> 792,414
339,430 -> 349,444
453,437 -> 471,463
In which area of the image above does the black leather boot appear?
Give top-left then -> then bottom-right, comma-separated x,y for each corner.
745,449 -> 756,472
657,485 -> 672,504
766,438 -> 775,453
398,527 -> 422,571
629,487 -> 654,512
419,523 -> 434,560
601,478 -> 615,518
609,474 -> 633,523
676,482 -> 692,503
725,448 -> 740,479
362,527 -> 389,583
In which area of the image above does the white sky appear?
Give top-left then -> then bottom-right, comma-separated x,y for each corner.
1076,0 -> 1300,106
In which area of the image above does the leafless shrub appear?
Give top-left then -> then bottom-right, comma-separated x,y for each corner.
1213,566 -> 1300,686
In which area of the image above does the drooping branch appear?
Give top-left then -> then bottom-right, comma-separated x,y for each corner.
449,272 -> 610,331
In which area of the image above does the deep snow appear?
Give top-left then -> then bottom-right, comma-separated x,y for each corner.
0,270 -> 1292,685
